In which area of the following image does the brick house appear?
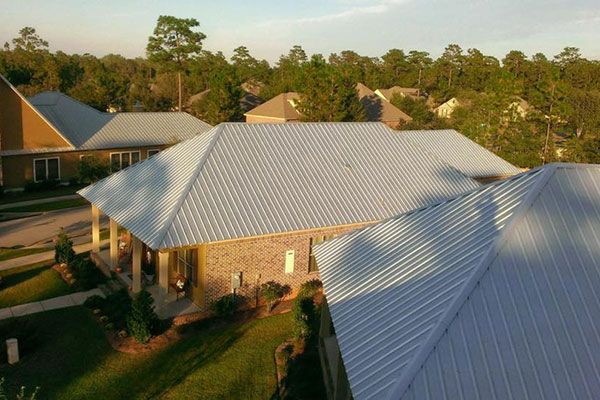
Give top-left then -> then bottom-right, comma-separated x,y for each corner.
0,74 -> 212,189
78,122 -> 520,317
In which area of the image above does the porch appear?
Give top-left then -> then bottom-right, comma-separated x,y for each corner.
91,205 -> 201,319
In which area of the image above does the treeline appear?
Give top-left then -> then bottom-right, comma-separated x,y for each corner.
2,19 -> 600,168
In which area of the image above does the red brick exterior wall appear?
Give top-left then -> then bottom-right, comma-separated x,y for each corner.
201,223 -> 371,311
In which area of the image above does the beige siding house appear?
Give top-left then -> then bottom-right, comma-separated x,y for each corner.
0,74 -> 212,189
433,97 -> 460,118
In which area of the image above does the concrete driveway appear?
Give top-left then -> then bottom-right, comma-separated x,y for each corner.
0,206 -> 108,247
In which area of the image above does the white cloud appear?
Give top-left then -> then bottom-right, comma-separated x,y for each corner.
259,0 -> 410,27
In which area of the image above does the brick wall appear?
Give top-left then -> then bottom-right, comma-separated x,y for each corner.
202,223 -> 370,310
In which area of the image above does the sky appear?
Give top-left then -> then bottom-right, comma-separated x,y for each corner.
1,0 -> 599,63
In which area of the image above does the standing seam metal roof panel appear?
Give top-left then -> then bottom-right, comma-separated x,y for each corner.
401,166 -> 600,400
79,123 -> 481,250
401,130 -> 522,178
314,169 -> 542,400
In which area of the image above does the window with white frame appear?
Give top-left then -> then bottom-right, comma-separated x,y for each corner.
110,151 -> 140,172
147,149 -> 160,158
33,157 -> 60,182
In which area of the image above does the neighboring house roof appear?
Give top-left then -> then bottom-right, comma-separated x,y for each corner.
314,163 -> 600,400
26,91 -> 212,150
243,92 -> 300,121
187,87 -> 263,113
356,83 -> 412,125
78,122 -> 481,250
375,86 -> 420,101
434,97 -> 460,112
401,130 -> 522,178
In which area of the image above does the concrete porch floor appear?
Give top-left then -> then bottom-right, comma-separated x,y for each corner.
96,249 -> 201,319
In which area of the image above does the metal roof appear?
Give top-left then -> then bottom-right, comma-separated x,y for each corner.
314,163 -> 600,400
401,129 -> 522,178
79,122 -> 480,250
28,92 -> 212,150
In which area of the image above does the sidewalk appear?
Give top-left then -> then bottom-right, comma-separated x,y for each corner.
0,194 -> 81,211
0,239 -> 109,271
0,288 -> 104,320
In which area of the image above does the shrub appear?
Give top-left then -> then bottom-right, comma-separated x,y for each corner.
127,290 -> 158,344
24,179 -> 58,192
104,289 -> 132,330
54,228 -> 75,264
210,294 -> 243,318
78,156 -> 110,184
261,281 -> 285,313
292,296 -> 316,340
70,256 -> 105,290
83,295 -> 104,309
297,279 -> 322,299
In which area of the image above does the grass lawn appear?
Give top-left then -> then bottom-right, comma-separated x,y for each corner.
0,186 -> 83,205
0,247 -> 50,262
0,261 -> 71,308
0,308 -> 301,399
2,198 -> 88,213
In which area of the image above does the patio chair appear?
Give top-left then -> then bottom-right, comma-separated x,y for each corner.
170,274 -> 188,301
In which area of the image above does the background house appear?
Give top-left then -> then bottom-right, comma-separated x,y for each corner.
244,92 -> 300,123
78,122 -> 519,317
356,83 -> 412,128
314,163 -> 600,400
374,86 -> 421,102
433,97 -> 460,118
0,74 -> 212,189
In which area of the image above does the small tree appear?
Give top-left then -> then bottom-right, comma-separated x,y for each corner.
127,290 -> 158,344
261,281 -> 285,313
54,228 -> 75,264
292,296 -> 316,340
78,156 -> 110,184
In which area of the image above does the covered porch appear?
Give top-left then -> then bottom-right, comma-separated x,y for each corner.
90,205 -> 201,319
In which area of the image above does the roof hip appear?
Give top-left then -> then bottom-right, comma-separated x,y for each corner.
386,164 -> 558,400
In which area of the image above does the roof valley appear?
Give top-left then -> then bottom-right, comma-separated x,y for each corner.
387,165 -> 558,400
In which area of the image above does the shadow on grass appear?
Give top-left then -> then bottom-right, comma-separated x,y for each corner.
0,265 -> 49,287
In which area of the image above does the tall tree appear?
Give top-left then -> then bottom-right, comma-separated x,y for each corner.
193,66 -> 243,124
10,27 -> 48,52
407,50 -> 432,88
296,56 -> 365,122
146,15 -> 206,111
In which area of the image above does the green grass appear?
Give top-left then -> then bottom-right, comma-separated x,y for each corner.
0,261 -> 71,308
2,198 -> 89,213
0,247 -> 51,262
0,186 -> 83,205
0,309 -> 301,400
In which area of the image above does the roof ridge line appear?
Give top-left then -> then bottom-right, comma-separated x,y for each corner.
0,75 -> 76,148
154,125 -> 225,250
386,164 -> 559,400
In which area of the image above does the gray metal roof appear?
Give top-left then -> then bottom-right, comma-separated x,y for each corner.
28,92 -> 212,150
79,122 -> 481,250
401,130 -> 522,178
314,163 -> 600,400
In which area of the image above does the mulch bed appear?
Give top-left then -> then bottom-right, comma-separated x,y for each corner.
52,263 -> 75,285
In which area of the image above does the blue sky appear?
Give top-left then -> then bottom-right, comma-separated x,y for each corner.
1,0 -> 599,63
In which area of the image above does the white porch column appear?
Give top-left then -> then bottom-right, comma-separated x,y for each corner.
158,251 -> 170,299
91,205 -> 100,254
109,219 -> 119,270
132,236 -> 142,293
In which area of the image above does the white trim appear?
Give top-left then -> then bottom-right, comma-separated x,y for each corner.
32,156 -> 60,183
147,149 -> 160,158
109,150 -> 141,172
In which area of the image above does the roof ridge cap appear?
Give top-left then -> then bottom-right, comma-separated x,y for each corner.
155,125 -> 226,249
386,164 -> 558,400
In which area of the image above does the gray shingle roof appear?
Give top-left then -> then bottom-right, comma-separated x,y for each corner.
314,163 -> 600,400
79,122 -> 480,250
401,129 -> 522,178
28,92 -> 212,150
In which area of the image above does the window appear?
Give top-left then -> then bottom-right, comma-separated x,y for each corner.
308,235 -> 334,273
285,250 -> 295,274
33,157 -> 60,182
110,151 -> 140,172
147,149 -> 160,158
177,249 -> 197,284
